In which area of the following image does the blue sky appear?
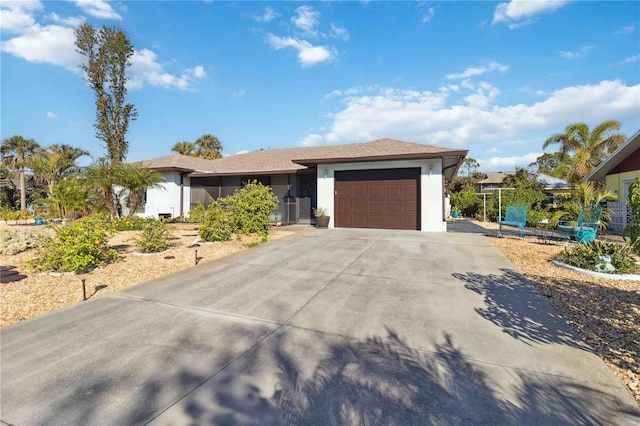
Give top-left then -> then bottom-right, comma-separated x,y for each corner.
2,1 -> 639,171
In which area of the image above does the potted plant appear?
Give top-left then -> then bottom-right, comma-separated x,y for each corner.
313,207 -> 330,228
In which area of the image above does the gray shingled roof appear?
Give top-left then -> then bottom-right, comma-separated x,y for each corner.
142,139 -> 467,178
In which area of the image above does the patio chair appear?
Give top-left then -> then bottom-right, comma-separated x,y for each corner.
556,206 -> 602,244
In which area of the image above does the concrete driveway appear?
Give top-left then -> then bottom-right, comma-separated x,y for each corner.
1,227 -> 639,425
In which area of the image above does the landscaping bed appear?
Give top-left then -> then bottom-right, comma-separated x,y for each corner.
0,223 -> 292,328
475,220 -> 639,406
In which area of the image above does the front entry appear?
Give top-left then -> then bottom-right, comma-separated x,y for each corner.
334,168 -> 420,230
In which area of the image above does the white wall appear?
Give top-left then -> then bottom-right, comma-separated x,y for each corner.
316,159 -> 445,232
137,171 -> 189,218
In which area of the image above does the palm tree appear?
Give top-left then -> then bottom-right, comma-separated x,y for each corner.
1,135 -> 40,210
195,134 -> 223,159
117,162 -> 165,217
551,181 -> 617,230
26,144 -> 88,199
85,159 -> 119,219
171,141 -> 196,156
543,121 -> 626,183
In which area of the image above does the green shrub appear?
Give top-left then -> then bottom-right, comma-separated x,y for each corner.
188,201 -> 207,223
0,229 -> 44,255
451,190 -> 480,217
227,181 -> 278,237
199,201 -> 233,242
554,240 -> 638,274
132,219 -> 173,253
0,210 -> 34,221
112,216 -> 148,231
29,215 -> 119,273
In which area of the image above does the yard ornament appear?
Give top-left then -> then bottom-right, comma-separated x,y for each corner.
595,255 -> 616,273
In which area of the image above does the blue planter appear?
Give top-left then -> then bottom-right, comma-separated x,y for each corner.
452,211 -> 459,218
35,217 -> 44,225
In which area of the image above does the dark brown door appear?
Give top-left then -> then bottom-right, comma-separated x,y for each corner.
335,168 -> 420,230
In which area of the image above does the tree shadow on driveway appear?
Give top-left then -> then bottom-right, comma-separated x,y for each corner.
454,268 -> 591,350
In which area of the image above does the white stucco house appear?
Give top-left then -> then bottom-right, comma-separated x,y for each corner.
138,138 -> 467,232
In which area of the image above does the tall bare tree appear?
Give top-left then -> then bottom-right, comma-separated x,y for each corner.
1,135 -> 40,210
75,24 -> 137,163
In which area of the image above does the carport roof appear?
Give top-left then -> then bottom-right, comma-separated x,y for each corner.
143,138 -> 468,180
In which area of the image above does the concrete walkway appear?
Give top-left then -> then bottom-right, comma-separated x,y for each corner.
1,227 -> 638,425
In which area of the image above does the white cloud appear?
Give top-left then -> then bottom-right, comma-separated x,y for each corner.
192,65 -> 207,79
493,0 -> 570,28
421,7 -> 435,23
318,80 -> 639,152
234,150 -> 249,155
129,49 -> 206,91
446,61 -> 508,80
299,134 -> 324,147
266,34 -> 335,67
615,25 -> 635,35
254,6 -> 278,22
1,2 -> 205,91
73,0 -> 121,20
622,55 -> 639,64
330,23 -> 349,41
292,5 -> 320,36
557,45 -> 593,59
487,147 -> 501,153
480,152 -> 542,170
232,89 -> 246,97
0,1 -> 42,33
47,12 -> 85,27
46,111 -> 57,118
1,23 -> 82,71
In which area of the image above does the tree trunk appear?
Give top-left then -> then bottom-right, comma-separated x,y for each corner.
19,167 -> 26,211
103,186 -> 117,219
127,191 -> 139,217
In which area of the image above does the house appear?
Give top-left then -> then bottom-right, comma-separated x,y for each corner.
475,171 -> 571,206
139,138 -> 467,232
586,129 -> 640,232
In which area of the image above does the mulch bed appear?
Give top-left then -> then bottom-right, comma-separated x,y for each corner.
475,220 -> 639,406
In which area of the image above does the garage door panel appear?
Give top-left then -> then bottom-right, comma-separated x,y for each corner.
335,168 -> 420,230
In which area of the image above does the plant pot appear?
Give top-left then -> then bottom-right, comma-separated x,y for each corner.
316,216 -> 330,228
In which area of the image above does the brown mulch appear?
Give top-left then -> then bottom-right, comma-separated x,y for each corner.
474,220 -> 639,406
0,223 -> 293,329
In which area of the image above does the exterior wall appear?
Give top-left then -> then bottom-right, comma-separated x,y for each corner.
316,159 -> 445,232
606,170 -> 640,201
137,171 -> 185,218
605,171 -> 640,233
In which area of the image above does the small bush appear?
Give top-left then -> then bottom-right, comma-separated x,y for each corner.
0,210 -> 34,221
29,215 -> 119,273
112,216 -> 148,231
0,229 -> 43,255
199,202 -> 233,242
132,219 -> 173,253
188,201 -> 207,224
554,240 -> 638,274
227,181 -> 278,237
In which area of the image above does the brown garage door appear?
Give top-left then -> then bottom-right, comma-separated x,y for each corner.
334,168 -> 420,230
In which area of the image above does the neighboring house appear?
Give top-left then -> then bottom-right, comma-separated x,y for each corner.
586,129 -> 640,233
140,138 -> 467,232
475,171 -> 571,206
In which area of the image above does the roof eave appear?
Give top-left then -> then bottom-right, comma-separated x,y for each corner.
293,150 -> 468,166
586,129 -> 640,182
189,168 -> 303,177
